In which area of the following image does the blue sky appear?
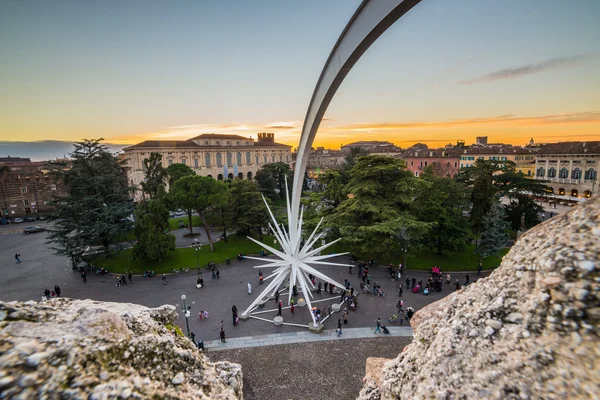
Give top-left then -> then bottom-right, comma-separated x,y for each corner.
1,0 -> 599,156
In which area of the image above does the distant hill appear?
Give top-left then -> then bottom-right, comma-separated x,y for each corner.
0,141 -> 128,161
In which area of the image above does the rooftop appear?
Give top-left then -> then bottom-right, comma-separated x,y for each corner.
538,141 -> 600,155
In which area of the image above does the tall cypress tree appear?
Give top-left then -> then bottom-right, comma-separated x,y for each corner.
47,139 -> 134,266
132,152 -> 175,262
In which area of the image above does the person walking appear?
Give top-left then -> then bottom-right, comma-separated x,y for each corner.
161,274 -> 168,285
343,308 -> 348,325
366,274 -> 371,286
405,276 -> 410,289
348,265 -> 352,275
337,319 -> 343,336
277,300 -> 283,316
275,289 -> 279,303
328,305 -> 332,316
44,289 -> 51,299
216,269 -> 220,279
317,281 -> 322,294
398,285 -> 403,297
290,301 -> 295,314
220,327 -> 226,343
128,271 -> 133,283
374,318 -> 382,333
445,273 -> 451,286
247,282 -> 252,294
54,285 -> 61,297
411,276 -> 416,289
15,253 -> 21,264
324,282 -> 328,292
232,305 -> 238,325
465,273 -> 470,286
81,271 -> 87,283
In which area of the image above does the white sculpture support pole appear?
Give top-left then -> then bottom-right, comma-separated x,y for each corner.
290,0 -> 422,220
241,0 -> 423,327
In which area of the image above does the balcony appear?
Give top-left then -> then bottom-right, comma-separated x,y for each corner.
536,176 -> 581,184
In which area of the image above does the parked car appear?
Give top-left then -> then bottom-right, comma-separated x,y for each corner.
24,216 -> 36,222
23,226 -> 45,234
174,210 -> 184,217
13,218 -> 24,223
0,218 -> 9,225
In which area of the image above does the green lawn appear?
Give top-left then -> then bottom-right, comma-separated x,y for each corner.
168,215 -> 202,231
403,245 -> 509,272
92,234 -> 274,275
326,242 -> 509,272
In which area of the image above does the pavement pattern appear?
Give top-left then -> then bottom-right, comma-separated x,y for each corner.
204,325 -> 413,351
0,229 -> 486,343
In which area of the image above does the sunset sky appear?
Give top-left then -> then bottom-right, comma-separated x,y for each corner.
1,0 -> 599,155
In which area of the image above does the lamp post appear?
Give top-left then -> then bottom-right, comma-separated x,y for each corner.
181,294 -> 191,338
192,239 -> 201,270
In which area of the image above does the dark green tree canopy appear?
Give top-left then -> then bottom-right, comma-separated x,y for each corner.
229,179 -> 270,239
413,167 -> 472,255
166,163 -> 195,187
255,162 -> 292,200
328,155 -> 429,260
47,139 -> 134,263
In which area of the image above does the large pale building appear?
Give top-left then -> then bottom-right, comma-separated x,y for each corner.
122,133 -> 292,199
534,141 -> 599,200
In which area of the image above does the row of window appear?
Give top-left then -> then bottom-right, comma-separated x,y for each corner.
161,152 -> 290,168
536,167 -> 596,180
409,161 -> 459,168
549,188 -> 593,198
459,156 -> 509,161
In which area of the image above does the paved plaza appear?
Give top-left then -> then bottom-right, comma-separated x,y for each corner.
0,230 -> 488,343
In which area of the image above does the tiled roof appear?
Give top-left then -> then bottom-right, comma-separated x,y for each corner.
122,140 -> 199,150
253,142 -> 291,148
538,141 -> 600,155
459,147 -> 535,155
399,149 -> 459,158
190,134 -> 252,141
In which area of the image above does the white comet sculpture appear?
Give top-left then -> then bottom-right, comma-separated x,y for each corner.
241,181 -> 350,327
240,0 -> 421,328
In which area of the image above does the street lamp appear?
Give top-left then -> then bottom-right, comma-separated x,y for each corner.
192,239 -> 201,270
181,294 -> 191,339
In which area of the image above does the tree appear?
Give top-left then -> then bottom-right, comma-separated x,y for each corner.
494,168 -> 549,232
319,170 -> 345,207
132,198 -> 175,262
170,175 -> 227,251
132,152 -> 175,262
340,147 -> 370,183
476,200 -> 509,262
208,181 -> 234,243
166,163 -> 195,187
456,160 -> 502,234
140,152 -> 167,199
327,155 -> 429,260
413,167 -> 472,255
46,139 -> 134,266
229,180 -> 270,240
255,162 -> 292,200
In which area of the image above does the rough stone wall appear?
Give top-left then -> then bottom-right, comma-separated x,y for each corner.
358,197 -> 600,400
0,299 -> 242,399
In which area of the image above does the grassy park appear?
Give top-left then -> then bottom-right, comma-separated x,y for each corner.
93,234 -> 274,275
327,242 -> 509,272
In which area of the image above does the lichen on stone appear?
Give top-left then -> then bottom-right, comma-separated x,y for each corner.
0,298 -> 242,399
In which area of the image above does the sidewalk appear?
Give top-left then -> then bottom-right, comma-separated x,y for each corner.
203,326 -> 413,352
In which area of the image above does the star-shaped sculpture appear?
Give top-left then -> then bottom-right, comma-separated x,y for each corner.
242,180 -> 351,327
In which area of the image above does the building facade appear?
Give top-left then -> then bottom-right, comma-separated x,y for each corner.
399,149 -> 460,177
0,159 -> 69,219
534,142 -> 599,200
458,147 -> 537,174
122,133 -> 293,199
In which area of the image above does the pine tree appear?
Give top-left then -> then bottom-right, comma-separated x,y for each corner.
476,200 -> 509,262
47,139 -> 134,266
